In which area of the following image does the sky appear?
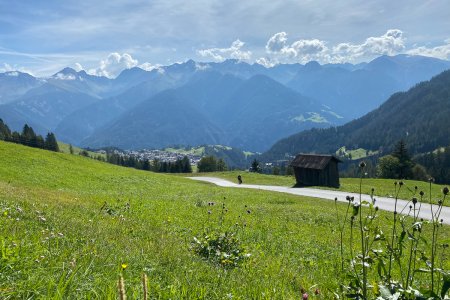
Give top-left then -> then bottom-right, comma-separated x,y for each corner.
0,0 -> 449,77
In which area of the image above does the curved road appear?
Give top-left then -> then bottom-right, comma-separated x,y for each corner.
188,177 -> 450,225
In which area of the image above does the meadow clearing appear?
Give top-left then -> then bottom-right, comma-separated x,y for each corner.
1,141 -> 449,299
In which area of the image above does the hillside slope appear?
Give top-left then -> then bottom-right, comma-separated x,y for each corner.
263,69 -> 450,161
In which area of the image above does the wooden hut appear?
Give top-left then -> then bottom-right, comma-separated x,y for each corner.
290,154 -> 342,187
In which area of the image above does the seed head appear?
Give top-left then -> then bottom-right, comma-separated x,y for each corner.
335,197 -> 338,202
371,188 -> 375,193
375,206 -> 379,211
412,197 -> 418,205
399,181 -> 404,186
443,187 -> 449,195
394,181 -> 398,186
415,186 -> 418,190
429,177 -> 434,183
346,196 -> 351,201
247,210 -> 251,214
359,161 -> 366,168
438,200 -> 443,206
420,191 -> 424,197
314,288 -> 320,295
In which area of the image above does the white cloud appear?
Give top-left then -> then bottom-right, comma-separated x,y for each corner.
88,52 -> 139,78
54,73 -> 77,80
264,29 -> 407,64
255,57 -> 276,68
138,62 -> 160,71
265,32 -> 329,63
73,63 -> 84,72
406,40 -> 450,60
0,63 -> 34,76
6,71 -> 19,77
198,39 -> 252,62
266,32 -> 289,53
332,29 -> 405,61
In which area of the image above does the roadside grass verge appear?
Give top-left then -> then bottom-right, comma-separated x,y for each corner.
191,171 -> 448,205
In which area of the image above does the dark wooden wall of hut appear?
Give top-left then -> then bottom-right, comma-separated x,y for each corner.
293,160 -> 340,187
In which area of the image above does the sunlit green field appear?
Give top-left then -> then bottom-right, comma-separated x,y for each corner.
194,171 -> 448,205
1,141 -> 449,299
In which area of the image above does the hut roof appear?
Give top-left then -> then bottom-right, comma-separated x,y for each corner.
290,154 -> 342,170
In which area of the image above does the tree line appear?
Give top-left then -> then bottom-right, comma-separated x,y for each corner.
340,140 -> 450,184
0,119 -> 59,152
106,153 -> 192,173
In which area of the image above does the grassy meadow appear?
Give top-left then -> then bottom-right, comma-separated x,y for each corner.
1,141 -> 449,299
194,171 -> 449,205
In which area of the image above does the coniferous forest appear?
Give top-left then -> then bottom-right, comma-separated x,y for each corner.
0,119 -> 59,152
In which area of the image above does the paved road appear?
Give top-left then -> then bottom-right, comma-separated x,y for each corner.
188,177 -> 450,225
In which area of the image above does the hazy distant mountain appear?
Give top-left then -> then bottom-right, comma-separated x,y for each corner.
0,83 -> 98,134
0,54 -> 449,151
81,90 -> 225,149
83,73 -> 341,151
55,62 -> 204,144
285,55 -> 450,118
262,69 -> 450,161
0,71 -> 43,105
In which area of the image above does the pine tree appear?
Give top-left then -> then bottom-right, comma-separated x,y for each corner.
217,158 -> 227,171
181,156 -> 192,173
251,159 -> 261,173
21,124 -> 37,147
44,132 -> 60,152
391,140 -> 413,178
0,119 -> 12,141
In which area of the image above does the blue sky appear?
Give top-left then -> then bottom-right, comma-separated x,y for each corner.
1,0 -> 449,77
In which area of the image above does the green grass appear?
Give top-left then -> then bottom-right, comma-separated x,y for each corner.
1,141 -> 449,299
57,141 -> 106,159
194,171 -> 449,205
335,146 -> 378,160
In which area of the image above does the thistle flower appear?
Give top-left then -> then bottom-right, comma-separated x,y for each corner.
302,292 -> 309,300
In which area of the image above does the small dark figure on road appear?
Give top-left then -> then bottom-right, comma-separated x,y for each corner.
237,175 -> 242,184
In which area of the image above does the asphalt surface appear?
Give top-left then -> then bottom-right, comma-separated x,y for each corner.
188,177 -> 450,225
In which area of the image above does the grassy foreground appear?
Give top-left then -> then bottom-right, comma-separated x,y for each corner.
1,141 -> 449,299
194,171 -> 448,205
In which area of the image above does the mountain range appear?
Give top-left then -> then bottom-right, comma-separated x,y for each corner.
0,54 -> 449,152
262,69 -> 450,161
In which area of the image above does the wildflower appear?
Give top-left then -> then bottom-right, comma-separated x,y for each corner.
443,187 -> 449,195
121,263 -> 128,270
314,288 -> 320,295
302,292 -> 309,300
